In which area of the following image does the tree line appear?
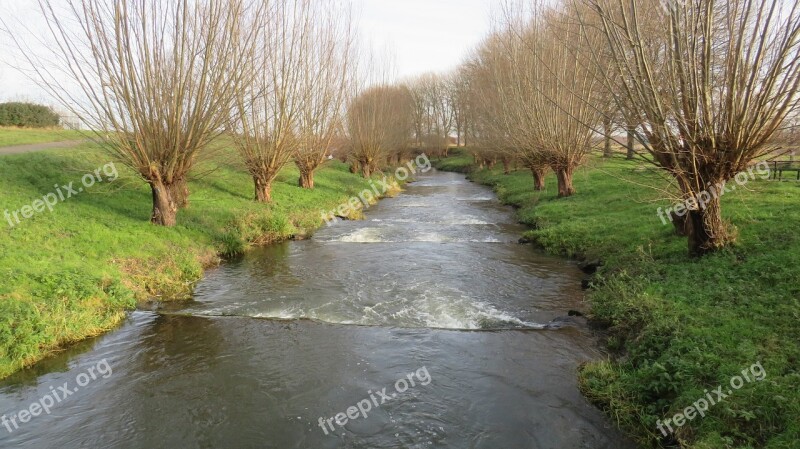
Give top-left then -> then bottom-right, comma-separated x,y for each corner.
17,0 -> 800,256
427,0 -> 800,256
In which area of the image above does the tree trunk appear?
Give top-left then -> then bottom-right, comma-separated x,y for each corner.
669,210 -> 689,236
603,117 -> 613,158
361,160 -> 373,178
556,167 -> 575,197
350,160 -> 359,174
502,158 -> 511,175
299,170 -> 314,189
150,180 -> 177,226
254,176 -> 272,203
531,166 -> 546,191
626,126 -> 636,160
686,197 -> 730,257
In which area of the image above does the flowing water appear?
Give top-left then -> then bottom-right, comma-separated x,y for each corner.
0,170 -> 635,449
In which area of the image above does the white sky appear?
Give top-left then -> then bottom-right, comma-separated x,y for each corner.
353,0 -> 495,81
0,0 -> 496,104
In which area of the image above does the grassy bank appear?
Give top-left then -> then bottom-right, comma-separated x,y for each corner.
0,140 -> 391,379
0,127 -> 85,147
435,150 -> 800,449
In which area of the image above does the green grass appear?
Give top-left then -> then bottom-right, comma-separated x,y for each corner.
0,142 -> 388,378
436,150 -> 800,449
0,127 -> 86,147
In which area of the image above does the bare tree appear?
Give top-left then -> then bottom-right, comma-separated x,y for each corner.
470,5 -> 606,197
28,0 -> 253,225
229,0 -> 310,202
407,73 -> 454,157
465,32 -> 551,189
347,85 -> 413,177
293,1 -> 356,189
449,70 -> 471,147
583,0 -> 800,255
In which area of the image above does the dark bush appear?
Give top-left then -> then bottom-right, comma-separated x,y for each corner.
0,102 -> 60,128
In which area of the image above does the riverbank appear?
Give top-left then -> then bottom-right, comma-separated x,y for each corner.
0,141 -> 395,379
435,150 -> 800,448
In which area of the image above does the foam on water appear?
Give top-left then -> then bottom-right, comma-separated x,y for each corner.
190,287 -> 551,331
337,227 -> 384,243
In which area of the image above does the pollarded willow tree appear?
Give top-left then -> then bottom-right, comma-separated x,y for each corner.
503,4 -> 607,197
464,36 -> 550,188
347,85 -> 414,178
31,0 -> 253,225
293,1 -> 356,190
582,0 -> 800,255
229,0 -> 311,202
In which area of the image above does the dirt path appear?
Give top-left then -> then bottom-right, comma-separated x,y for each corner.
0,140 -> 88,155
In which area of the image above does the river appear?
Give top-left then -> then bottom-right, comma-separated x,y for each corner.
0,169 -> 635,448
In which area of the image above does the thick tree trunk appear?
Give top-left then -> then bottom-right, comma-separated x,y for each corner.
253,176 -> 272,203
150,180 -> 177,226
299,170 -> 314,189
556,167 -> 576,197
626,126 -> 636,160
531,166 -> 546,191
361,159 -> 374,178
686,197 -> 730,257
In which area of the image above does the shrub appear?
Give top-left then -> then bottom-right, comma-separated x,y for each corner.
0,102 -> 61,128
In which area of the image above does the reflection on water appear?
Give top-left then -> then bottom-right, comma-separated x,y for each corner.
0,170 -> 636,449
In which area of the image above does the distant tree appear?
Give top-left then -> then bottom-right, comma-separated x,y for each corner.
407,73 -> 454,157
347,85 -> 414,177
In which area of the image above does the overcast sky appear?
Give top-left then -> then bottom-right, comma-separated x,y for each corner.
0,0 -> 496,104
353,0 -> 495,81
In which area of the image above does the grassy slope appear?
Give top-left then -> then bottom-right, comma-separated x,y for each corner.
0,142 -> 385,378
0,127 -> 85,147
436,150 -> 800,449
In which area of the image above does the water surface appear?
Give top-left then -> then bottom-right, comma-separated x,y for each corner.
0,170 -> 634,448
